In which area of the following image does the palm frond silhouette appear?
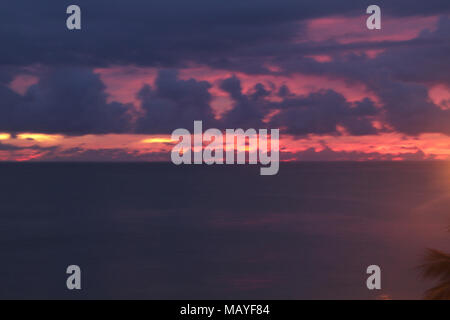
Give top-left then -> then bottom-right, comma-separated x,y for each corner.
420,248 -> 450,300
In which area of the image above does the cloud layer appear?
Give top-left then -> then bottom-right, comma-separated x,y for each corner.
0,1 -> 449,160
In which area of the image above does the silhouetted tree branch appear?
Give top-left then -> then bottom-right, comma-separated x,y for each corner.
420,245 -> 450,300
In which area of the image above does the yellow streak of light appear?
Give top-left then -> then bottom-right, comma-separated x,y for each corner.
0,133 -> 11,140
141,137 -> 173,144
17,133 -> 62,143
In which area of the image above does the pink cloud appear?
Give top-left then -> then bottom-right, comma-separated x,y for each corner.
303,15 -> 439,44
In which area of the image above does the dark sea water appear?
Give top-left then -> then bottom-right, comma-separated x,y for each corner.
0,162 -> 449,299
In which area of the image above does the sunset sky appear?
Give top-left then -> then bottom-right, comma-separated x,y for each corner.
0,0 -> 449,161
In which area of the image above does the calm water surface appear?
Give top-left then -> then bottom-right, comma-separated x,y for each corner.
0,162 -> 449,299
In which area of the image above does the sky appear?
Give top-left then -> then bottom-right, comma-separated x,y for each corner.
0,0 -> 449,161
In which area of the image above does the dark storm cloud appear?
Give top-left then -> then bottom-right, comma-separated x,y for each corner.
135,71 -> 379,135
0,67 -> 380,136
376,17 -> 450,86
217,75 -> 379,135
269,16 -> 450,135
280,17 -> 450,84
0,1 -> 448,137
379,80 -> 450,136
0,0 -> 448,67
269,90 -> 379,135
136,70 -> 218,133
0,68 -> 132,135
219,76 -> 268,128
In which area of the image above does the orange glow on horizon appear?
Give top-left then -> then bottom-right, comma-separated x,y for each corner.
0,131 -> 449,162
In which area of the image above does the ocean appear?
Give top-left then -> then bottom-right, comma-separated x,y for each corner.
0,162 -> 449,299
